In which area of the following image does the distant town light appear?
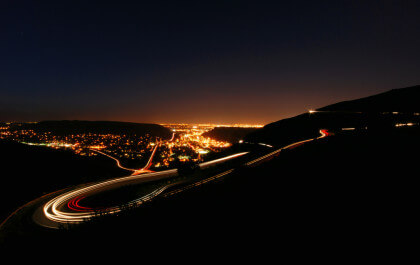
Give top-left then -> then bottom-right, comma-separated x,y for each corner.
395,122 -> 417,127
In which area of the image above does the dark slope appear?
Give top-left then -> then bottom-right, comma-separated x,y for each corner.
5,127 -> 416,251
9,120 -> 172,138
245,111 -> 366,146
246,85 -> 420,146
0,140 -> 129,223
319,85 -> 420,113
202,127 -> 257,143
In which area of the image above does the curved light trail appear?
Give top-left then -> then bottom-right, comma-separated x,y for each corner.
246,129 -> 328,166
38,130 -> 328,228
40,151 -> 248,226
165,130 -> 330,197
133,132 -> 175,174
132,144 -> 159,175
90,149 -> 136,172
169,132 -> 175,142
92,132 -> 176,175
42,169 -> 178,223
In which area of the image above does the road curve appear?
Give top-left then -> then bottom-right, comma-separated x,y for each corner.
91,132 -> 176,175
35,152 -> 248,228
34,130 -> 328,228
90,149 -> 136,172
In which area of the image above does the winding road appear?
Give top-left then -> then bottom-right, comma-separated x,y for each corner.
34,152 -> 249,228
91,132 -> 176,174
32,130 -> 329,228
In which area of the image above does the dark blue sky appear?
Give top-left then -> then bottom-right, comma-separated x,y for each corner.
1,0 -> 419,124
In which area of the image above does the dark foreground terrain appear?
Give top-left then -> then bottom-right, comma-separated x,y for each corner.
1,127 -> 417,254
247,85 -> 420,146
202,127 -> 258,143
0,140 -> 129,223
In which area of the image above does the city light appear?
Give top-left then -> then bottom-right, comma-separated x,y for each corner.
0,122 -> 250,170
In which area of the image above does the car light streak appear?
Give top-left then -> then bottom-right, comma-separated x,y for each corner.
246,129 -> 328,166
41,151 -> 249,225
93,132 -> 176,176
199,152 -> 248,169
163,169 -> 235,198
67,196 -> 93,212
169,132 -> 175,142
92,142 -> 160,175
258,143 -> 273,148
43,170 -> 178,223
90,149 -> 136,172
40,131 -> 328,227
132,143 -> 159,175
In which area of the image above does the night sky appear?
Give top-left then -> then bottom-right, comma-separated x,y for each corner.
1,1 -> 419,124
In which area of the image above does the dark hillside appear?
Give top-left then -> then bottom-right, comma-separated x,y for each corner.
246,112 -> 366,146
247,85 -> 420,145
202,127 -> 257,143
5,127 -> 416,250
0,140 -> 128,222
319,85 -> 420,113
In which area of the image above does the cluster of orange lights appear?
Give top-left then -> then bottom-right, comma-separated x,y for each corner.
1,123 -> 263,170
